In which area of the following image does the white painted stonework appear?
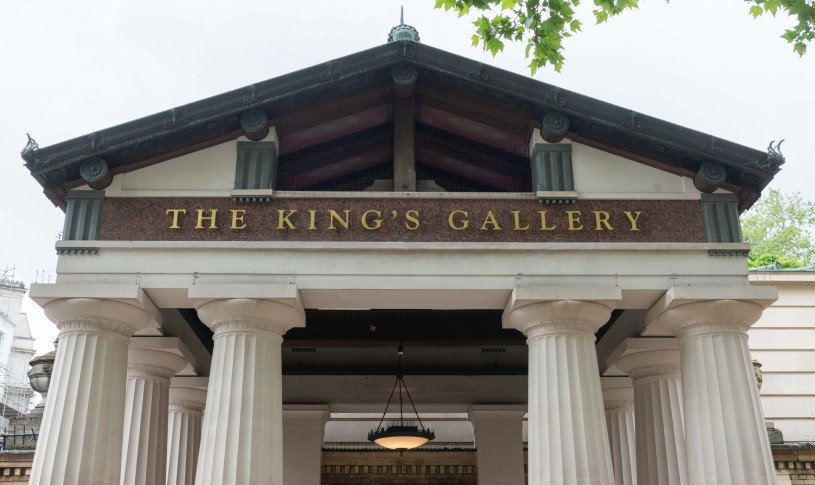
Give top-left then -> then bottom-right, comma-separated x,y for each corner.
749,272 -> 815,443
166,387 -> 207,485
28,291 -> 156,485
505,287 -> 621,485
190,291 -> 305,485
121,349 -> 188,485
601,377 -> 637,485
653,287 -> 778,485
616,348 -> 687,485
282,406 -> 330,485
468,405 -> 526,485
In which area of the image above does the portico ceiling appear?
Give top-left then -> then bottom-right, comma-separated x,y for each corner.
163,307 -> 637,407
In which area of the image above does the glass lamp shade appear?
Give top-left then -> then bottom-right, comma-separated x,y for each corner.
368,425 -> 435,450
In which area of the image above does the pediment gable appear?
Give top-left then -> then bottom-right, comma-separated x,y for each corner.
23,41 -> 781,210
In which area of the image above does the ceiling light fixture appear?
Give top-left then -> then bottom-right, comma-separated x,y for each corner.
368,344 -> 434,453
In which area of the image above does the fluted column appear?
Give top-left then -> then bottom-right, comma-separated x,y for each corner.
282,405 -> 330,485
468,405 -> 527,485
616,350 -> 687,485
166,387 -> 207,485
121,349 -> 187,485
29,295 -> 154,485
191,288 -> 305,485
653,287 -> 778,485
601,377 -> 637,485
504,287 -> 620,485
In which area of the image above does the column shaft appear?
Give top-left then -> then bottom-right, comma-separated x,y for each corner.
679,322 -> 776,484
121,349 -> 187,485
30,298 -> 151,485
282,406 -> 330,485
601,378 -> 637,485
166,388 -> 206,485
468,406 -> 526,485
617,350 -> 687,485
658,298 -> 777,485
196,322 -> 283,483
507,298 -> 617,485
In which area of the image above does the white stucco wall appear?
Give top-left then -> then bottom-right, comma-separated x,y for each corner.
75,135 -> 721,201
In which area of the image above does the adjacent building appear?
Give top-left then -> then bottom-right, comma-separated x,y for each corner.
0,278 -> 36,432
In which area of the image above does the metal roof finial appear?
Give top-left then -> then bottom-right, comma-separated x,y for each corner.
388,6 -> 420,43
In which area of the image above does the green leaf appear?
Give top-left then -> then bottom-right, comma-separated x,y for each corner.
486,37 -> 505,55
501,0 -> 518,9
794,42 -> 807,56
472,34 -> 481,46
749,5 -> 764,18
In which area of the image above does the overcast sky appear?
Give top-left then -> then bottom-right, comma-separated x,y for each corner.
1,0 -> 813,356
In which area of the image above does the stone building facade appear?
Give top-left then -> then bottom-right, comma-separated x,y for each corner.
18,21 -> 798,485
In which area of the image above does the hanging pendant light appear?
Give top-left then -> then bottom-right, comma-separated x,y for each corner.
368,345 -> 435,452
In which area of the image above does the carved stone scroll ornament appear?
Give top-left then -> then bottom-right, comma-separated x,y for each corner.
693,161 -> 727,193
540,111 -> 570,143
391,64 -> 418,98
79,156 -> 113,190
240,109 -> 270,141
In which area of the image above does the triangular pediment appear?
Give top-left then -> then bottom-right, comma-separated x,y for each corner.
22,41 -> 781,209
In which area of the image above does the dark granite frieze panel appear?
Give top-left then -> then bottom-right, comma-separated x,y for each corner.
99,197 -> 706,243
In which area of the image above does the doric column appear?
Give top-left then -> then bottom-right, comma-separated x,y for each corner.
468,405 -> 527,485
504,286 -> 621,485
190,285 -> 305,485
166,387 -> 207,485
616,349 -> 687,485
28,286 -> 157,485
601,377 -> 637,485
652,286 -> 778,485
282,405 -> 330,485
120,349 -> 187,485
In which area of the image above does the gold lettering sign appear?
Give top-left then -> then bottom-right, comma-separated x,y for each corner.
102,197 -> 706,243
164,207 -> 650,233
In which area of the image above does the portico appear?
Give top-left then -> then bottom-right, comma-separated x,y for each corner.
21,20 -> 783,485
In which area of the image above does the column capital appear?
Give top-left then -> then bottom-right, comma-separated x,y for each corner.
646,286 -> 776,336
468,404 -> 527,424
502,286 -> 620,336
282,404 -> 330,428
616,350 -> 681,381
600,377 -> 634,409
189,284 -> 305,334
128,349 -> 188,381
169,387 -> 207,413
31,283 -> 161,335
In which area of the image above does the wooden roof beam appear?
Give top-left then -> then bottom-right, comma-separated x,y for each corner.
416,105 -> 528,157
416,147 -> 526,192
392,65 -> 417,191
279,104 -> 393,155
284,146 -> 391,190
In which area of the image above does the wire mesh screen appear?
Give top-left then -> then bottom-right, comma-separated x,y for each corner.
275,121 -> 531,193
415,124 -> 530,192
277,125 -> 394,192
